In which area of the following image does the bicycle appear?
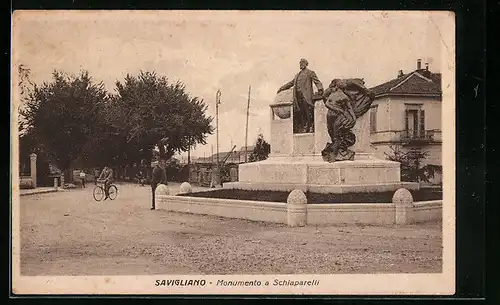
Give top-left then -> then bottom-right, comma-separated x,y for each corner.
93,180 -> 118,201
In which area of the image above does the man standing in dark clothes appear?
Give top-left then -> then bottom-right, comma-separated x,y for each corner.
150,160 -> 167,210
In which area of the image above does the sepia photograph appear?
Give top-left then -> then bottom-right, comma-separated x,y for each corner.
11,10 -> 455,295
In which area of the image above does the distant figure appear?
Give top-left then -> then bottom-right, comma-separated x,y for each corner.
98,166 -> 114,200
136,170 -> 145,186
79,170 -> 86,188
209,165 -> 222,188
150,160 -> 167,210
94,168 -> 100,185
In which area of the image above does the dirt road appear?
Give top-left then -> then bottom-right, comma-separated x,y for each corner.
19,183 -> 442,275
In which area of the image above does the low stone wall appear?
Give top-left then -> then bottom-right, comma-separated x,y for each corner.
306,203 -> 396,225
20,176 -> 34,189
156,186 -> 442,226
157,195 -> 287,224
412,200 -> 443,223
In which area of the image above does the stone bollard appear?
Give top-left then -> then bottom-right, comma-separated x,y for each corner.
179,182 -> 192,194
155,184 -> 170,196
287,189 -> 307,227
154,184 -> 170,209
54,177 -> 58,190
393,188 -> 414,225
29,153 -> 37,188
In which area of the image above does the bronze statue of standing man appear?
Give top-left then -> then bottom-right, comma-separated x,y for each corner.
277,58 -> 324,133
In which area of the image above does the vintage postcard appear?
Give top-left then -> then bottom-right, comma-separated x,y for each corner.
11,10 -> 455,295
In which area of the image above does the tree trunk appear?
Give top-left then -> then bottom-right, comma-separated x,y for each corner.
158,145 -> 165,160
64,168 -> 73,184
63,159 -> 74,183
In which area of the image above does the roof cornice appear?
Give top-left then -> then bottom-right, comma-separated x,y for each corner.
374,92 -> 442,99
389,72 -> 433,92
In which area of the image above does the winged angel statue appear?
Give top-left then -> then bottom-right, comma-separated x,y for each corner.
320,78 -> 375,162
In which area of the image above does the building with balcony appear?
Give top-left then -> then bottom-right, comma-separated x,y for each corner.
367,59 -> 442,180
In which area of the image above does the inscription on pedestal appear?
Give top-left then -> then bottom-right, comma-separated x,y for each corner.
292,133 -> 315,156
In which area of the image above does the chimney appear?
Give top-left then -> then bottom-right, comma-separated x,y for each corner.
422,62 -> 431,78
417,58 -> 422,70
398,70 -> 404,78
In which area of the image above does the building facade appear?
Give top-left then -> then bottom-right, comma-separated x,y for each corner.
188,145 -> 255,185
367,59 -> 442,183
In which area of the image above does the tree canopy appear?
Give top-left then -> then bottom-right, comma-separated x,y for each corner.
113,71 -> 213,162
18,68 -> 214,178
20,70 -> 108,173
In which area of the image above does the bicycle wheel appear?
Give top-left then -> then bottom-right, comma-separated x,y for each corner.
108,185 -> 118,200
93,186 -> 104,201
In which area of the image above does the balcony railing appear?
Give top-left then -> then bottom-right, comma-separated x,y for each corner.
370,130 -> 442,144
396,130 -> 440,144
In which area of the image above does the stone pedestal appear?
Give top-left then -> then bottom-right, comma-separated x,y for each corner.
225,99 -> 419,194
271,99 -> 373,158
29,153 -> 37,188
225,155 -> 418,193
314,101 -> 329,155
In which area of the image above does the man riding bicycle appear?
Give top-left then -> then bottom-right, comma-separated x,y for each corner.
97,166 -> 114,200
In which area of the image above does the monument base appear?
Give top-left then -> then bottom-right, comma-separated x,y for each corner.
224,154 -> 419,194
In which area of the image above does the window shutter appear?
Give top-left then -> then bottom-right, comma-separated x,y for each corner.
370,109 -> 376,133
419,109 -> 425,137
405,109 -> 409,134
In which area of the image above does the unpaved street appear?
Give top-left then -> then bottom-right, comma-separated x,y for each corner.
19,183 -> 442,275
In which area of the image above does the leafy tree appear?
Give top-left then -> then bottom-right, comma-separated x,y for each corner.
78,97 -> 136,168
113,71 -> 214,165
384,145 -> 439,183
16,64 -> 52,186
17,64 -> 34,134
20,70 -> 109,181
249,133 -> 271,162
17,64 -> 36,159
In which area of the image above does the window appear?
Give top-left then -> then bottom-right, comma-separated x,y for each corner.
369,106 -> 377,134
404,104 -> 425,138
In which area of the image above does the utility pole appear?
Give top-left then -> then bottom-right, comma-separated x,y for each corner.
245,85 -> 251,163
216,89 -> 221,167
187,137 -> 191,166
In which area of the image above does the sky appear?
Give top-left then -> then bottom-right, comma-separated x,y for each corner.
12,10 -> 450,159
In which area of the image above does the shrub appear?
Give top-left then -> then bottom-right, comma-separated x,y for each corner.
384,145 -> 438,183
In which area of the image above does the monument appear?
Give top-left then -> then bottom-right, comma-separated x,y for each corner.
277,58 -> 323,134
224,59 -> 419,194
